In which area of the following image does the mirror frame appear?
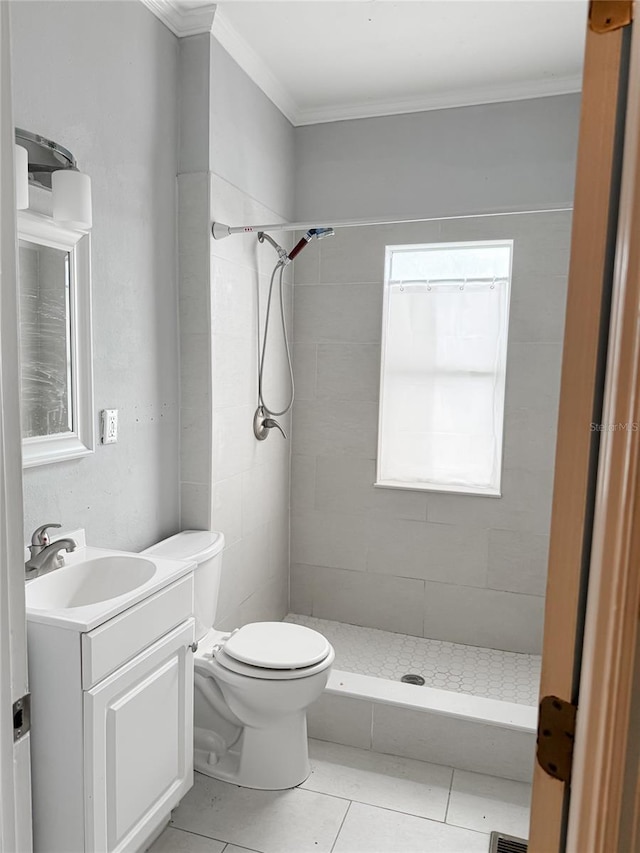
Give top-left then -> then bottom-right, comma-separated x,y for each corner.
17,210 -> 94,467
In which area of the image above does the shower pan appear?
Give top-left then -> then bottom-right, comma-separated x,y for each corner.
287,614 -> 539,784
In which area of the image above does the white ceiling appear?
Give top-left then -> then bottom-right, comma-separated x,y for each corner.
146,0 -> 588,125
212,1 -> 588,125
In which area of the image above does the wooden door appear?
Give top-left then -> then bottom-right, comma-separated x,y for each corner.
565,8 -> 640,850
529,3 -> 634,850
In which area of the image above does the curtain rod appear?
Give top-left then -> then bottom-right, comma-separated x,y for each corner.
211,206 -> 573,240
389,276 -> 509,285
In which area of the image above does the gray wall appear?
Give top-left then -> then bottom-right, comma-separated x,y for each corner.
179,35 -> 295,216
208,175 -> 292,630
177,36 -> 295,628
294,94 -> 581,222
210,40 -> 295,220
12,0 -> 181,550
178,33 -> 210,175
290,210 -> 571,654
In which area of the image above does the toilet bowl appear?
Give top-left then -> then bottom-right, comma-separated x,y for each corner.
143,531 -> 334,790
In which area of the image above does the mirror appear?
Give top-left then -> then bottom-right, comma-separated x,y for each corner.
19,240 -> 72,438
17,211 -> 94,467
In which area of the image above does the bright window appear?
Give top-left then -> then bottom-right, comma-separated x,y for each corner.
376,240 -> 512,496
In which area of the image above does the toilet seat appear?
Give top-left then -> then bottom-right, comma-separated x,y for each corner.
210,647 -> 334,680
206,622 -> 334,681
224,622 -> 331,668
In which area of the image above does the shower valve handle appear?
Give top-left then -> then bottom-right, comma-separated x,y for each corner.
263,417 -> 287,439
253,406 -> 288,441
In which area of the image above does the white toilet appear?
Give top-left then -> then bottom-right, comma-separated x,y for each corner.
143,530 -> 334,790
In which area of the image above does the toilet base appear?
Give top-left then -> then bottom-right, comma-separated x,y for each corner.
194,711 -> 311,790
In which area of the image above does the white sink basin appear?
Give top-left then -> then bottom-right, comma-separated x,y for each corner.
25,535 -> 195,632
26,556 -> 157,610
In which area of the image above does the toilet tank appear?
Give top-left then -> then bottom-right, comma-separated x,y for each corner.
142,530 -> 225,641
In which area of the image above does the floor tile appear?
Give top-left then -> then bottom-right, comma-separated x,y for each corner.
286,613 -> 540,705
332,802 -> 489,853
223,846 -> 261,853
302,739 -> 452,821
171,773 -> 348,853
148,827 -> 226,852
446,769 -> 532,838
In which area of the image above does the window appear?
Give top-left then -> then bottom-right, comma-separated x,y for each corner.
376,240 -> 512,496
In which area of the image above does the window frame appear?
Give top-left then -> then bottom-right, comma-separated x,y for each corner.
375,238 -> 513,497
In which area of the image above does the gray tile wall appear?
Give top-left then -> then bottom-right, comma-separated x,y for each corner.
179,173 -> 292,630
290,211 -> 571,653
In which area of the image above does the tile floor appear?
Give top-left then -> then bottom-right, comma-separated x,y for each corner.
150,739 -> 531,853
286,614 -> 541,706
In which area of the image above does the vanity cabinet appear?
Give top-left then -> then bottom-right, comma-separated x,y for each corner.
28,573 -> 195,853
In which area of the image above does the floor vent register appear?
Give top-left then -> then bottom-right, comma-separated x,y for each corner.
489,831 -> 528,853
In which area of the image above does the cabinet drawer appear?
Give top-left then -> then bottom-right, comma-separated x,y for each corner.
82,574 -> 194,689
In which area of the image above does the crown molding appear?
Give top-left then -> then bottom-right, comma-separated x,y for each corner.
211,9 -> 298,125
140,1 -> 581,126
139,0 -> 216,38
294,73 -> 583,127
207,12 -> 581,127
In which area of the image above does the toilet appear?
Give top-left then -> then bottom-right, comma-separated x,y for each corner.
143,530 -> 334,790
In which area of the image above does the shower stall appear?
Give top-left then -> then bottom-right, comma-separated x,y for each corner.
209,201 -> 570,782
281,209 -> 570,781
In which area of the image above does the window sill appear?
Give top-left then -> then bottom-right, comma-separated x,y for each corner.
374,480 -> 502,497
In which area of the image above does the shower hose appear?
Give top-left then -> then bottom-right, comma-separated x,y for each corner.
258,259 -> 294,418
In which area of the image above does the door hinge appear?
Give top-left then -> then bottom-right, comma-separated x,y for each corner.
13,694 -> 31,742
589,0 -> 633,33
536,695 -> 577,783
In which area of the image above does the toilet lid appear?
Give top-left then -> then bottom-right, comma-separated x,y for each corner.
222,622 -> 331,670
209,645 -> 334,680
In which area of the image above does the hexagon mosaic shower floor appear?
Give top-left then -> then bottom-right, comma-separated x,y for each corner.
285,614 -> 541,706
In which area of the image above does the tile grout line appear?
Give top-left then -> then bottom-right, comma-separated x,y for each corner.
329,800 -> 352,853
444,768 -> 455,825
328,796 -> 492,837
301,782 -> 455,826
167,823 -> 231,847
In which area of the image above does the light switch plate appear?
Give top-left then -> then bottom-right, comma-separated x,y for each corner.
101,409 -> 118,444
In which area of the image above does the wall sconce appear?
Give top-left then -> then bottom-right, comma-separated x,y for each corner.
14,128 -> 92,231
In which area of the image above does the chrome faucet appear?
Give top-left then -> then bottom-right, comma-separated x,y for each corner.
25,523 -> 77,580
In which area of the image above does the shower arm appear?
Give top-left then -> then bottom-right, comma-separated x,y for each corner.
258,231 -> 290,265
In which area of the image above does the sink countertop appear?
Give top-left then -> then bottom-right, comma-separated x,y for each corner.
25,537 -> 195,633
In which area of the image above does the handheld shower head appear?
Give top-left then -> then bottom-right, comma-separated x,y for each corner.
308,228 -> 335,240
288,226 -> 335,261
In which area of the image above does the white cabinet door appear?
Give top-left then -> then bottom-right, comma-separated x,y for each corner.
84,619 -> 195,853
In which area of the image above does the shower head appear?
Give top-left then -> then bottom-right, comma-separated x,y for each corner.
308,227 -> 335,240
288,227 -> 335,261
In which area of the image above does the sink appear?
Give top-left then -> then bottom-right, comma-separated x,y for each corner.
26,556 -> 157,610
25,532 -> 195,632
